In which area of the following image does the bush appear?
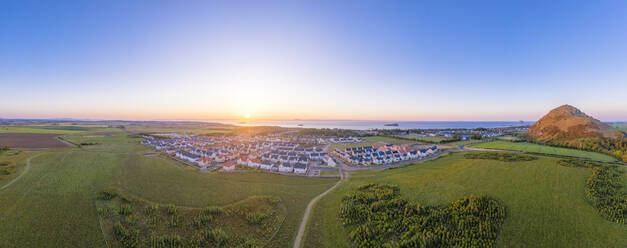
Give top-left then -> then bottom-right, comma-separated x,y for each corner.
464,152 -> 537,162
118,204 -> 132,215
203,206 -> 223,215
339,183 -> 506,248
201,228 -> 229,247
112,222 -> 139,248
125,215 -> 140,226
166,204 -> 178,215
150,234 -> 183,248
145,204 -> 158,215
193,214 -> 213,228
245,211 -> 268,225
97,189 -> 118,200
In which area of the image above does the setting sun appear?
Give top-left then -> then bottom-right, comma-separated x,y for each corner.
245,113 -> 251,119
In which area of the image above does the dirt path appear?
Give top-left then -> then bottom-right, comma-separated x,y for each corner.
0,153 -> 42,191
293,168 -> 346,248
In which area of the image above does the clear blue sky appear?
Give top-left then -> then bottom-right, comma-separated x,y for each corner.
1,0 -> 626,121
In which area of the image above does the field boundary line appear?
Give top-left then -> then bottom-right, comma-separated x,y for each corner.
293,168 -> 345,248
0,153 -> 43,191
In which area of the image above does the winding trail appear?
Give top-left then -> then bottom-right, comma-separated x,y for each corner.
293,168 -> 346,248
0,153 -> 42,191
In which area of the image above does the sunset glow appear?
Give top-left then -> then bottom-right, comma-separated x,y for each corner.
1,1 -> 626,121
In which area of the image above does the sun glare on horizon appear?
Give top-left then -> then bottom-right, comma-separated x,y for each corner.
245,113 -> 251,119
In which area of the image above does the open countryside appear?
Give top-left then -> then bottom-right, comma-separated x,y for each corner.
2,1 -> 627,248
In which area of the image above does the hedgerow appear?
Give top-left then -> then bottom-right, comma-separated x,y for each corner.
340,183 -> 506,248
464,152 -> 537,162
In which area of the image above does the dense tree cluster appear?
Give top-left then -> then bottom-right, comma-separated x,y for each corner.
557,159 -> 626,224
340,184 -> 506,248
464,152 -> 537,162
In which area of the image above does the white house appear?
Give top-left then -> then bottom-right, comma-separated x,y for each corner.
279,163 -> 293,172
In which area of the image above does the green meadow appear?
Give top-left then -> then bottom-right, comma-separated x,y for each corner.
472,140 -> 618,162
303,152 -> 627,248
0,129 -> 337,248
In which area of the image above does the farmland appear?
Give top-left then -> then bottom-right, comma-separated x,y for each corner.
303,152 -> 627,248
0,127 -> 337,248
471,140 -> 618,162
0,133 -> 75,149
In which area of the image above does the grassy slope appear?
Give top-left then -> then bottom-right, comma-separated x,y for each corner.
472,140 -> 617,162
303,152 -> 627,248
0,130 -> 337,248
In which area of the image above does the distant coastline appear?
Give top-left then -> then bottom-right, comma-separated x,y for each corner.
204,120 -> 534,130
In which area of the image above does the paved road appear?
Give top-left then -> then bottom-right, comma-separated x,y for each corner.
0,153 -> 42,191
293,167 -> 345,248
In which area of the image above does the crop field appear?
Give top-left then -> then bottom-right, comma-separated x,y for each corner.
0,133 -> 74,149
0,129 -> 337,248
303,152 -> 627,248
471,140 -> 617,162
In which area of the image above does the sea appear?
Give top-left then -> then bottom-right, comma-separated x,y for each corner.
206,120 -> 534,130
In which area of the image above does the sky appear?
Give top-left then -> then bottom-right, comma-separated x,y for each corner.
1,0 -> 626,121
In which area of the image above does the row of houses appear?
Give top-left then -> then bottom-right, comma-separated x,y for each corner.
232,157 -> 308,174
333,144 -> 438,166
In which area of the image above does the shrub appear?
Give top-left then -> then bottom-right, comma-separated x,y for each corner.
150,234 -> 183,248
125,215 -> 140,226
97,189 -> 118,200
204,206 -> 223,215
118,204 -> 132,215
246,211 -> 268,225
166,204 -> 178,215
167,215 -> 180,228
145,204 -> 159,215
202,228 -> 229,247
193,214 -> 213,228
112,222 -> 139,248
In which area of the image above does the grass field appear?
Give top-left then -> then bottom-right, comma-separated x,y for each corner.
0,150 -> 39,187
614,124 -> 627,132
397,134 -> 452,143
303,152 -> 627,248
471,141 -> 618,162
0,129 -> 337,248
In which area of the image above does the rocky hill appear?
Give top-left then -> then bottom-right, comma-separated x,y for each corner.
528,105 -> 622,141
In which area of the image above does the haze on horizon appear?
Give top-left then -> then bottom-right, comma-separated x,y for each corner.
1,0 -> 626,122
